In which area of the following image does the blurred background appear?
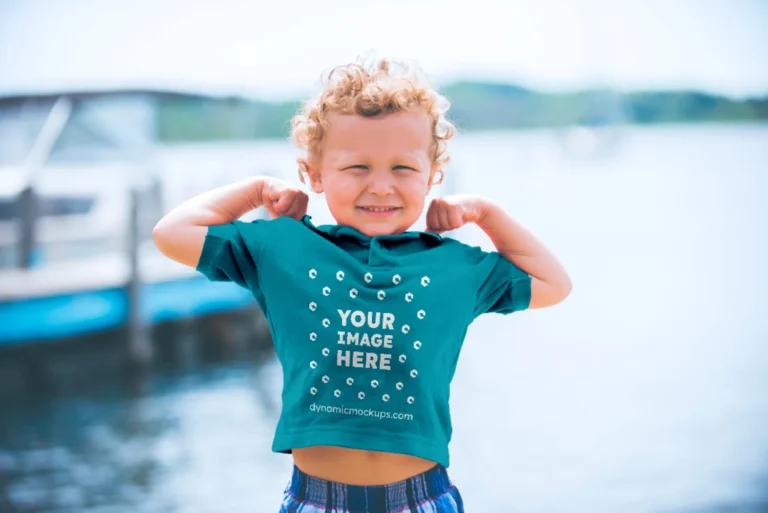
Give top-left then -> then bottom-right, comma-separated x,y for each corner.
0,0 -> 767,511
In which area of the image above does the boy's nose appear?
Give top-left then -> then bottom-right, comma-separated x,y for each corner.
366,175 -> 395,196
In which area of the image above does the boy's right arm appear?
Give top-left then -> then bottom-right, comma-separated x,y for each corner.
152,176 -> 308,268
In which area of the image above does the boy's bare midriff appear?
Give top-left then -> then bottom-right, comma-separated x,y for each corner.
292,446 -> 438,485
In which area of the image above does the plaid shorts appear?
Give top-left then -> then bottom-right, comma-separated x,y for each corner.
279,463 -> 464,513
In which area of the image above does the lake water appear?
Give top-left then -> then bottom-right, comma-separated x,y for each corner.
1,124 -> 767,512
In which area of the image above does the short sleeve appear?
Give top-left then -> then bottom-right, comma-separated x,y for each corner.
466,245 -> 532,318
195,219 -> 267,292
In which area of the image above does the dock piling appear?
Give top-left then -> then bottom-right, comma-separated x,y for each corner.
127,186 -> 152,366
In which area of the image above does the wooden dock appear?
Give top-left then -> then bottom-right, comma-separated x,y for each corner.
0,246 -> 256,346
0,91 -> 284,368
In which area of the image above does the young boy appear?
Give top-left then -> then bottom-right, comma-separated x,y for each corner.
153,57 -> 571,512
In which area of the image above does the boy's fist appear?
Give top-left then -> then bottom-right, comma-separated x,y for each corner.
425,194 -> 488,234
260,178 -> 309,220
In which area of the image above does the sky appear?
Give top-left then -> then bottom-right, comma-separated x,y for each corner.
0,0 -> 766,100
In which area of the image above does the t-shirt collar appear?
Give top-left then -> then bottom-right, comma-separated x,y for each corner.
300,215 -> 442,247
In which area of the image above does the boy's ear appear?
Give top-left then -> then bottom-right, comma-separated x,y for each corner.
427,165 -> 444,195
302,159 -> 324,194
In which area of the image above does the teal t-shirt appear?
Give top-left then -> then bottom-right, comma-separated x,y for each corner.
196,214 -> 531,467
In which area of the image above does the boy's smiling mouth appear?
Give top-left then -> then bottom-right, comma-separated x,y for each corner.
356,206 -> 402,217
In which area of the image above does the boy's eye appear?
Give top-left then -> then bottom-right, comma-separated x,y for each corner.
342,165 -> 417,171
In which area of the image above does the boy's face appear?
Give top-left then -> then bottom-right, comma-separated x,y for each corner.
307,111 -> 437,237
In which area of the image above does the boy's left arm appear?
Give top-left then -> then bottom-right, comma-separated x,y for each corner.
476,199 -> 571,309
426,195 -> 572,309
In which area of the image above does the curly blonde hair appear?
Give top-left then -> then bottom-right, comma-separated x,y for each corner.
291,56 -> 456,185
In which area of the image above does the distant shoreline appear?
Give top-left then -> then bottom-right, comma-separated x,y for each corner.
155,81 -> 768,142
